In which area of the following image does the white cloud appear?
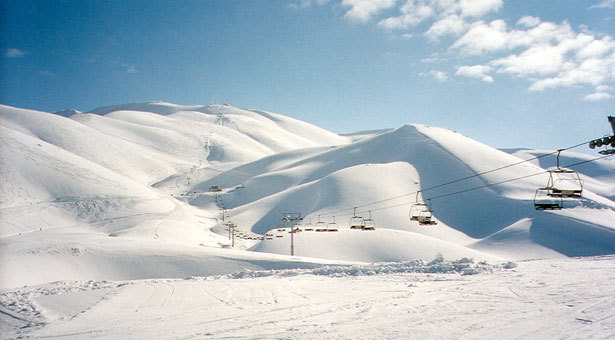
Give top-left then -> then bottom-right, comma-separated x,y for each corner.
451,20 -> 510,54
430,70 -> 449,82
449,17 -> 615,93
517,16 -> 540,28
528,55 -> 615,91
342,0 -> 397,23
378,1 -> 433,29
122,64 -> 138,74
456,65 -> 494,82
5,48 -> 27,58
425,14 -> 468,40
420,53 -> 446,63
377,0 -> 501,30
492,45 -> 570,77
452,20 -> 577,55
458,0 -> 502,17
590,0 -> 615,9
335,1 -> 615,96
596,84 -> 612,92
584,92 -> 612,101
575,36 -> 615,60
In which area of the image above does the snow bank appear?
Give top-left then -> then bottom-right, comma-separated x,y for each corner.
224,256 -> 508,279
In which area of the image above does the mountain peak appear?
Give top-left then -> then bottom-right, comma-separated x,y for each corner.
53,108 -> 82,117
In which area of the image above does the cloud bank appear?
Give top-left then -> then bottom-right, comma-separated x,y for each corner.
334,0 -> 615,99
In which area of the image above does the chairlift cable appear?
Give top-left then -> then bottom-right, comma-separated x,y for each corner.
316,139 -> 595,217
340,154 -> 612,217
426,154 -> 610,202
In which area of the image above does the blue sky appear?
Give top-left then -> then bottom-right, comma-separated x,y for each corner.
1,0 -> 614,150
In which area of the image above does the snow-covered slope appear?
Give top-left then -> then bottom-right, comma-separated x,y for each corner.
201,124 -> 615,260
1,102 -> 614,289
3,256 -> 614,340
2,102 -> 614,339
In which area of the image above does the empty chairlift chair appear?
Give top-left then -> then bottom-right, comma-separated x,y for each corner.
327,216 -> 339,232
546,150 -> 583,197
349,207 -> 365,230
534,187 -> 563,210
303,218 -> 314,232
315,216 -> 328,232
362,211 -> 376,231
409,194 -> 437,226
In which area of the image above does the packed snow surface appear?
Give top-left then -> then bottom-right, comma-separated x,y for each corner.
1,102 -> 614,338
2,256 -> 614,340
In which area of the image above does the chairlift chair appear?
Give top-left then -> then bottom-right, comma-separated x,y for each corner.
410,204 -> 437,225
545,150 -> 583,197
303,218 -> 314,231
416,210 -> 437,225
362,211 -> 376,230
546,170 -> 583,197
349,207 -> 365,230
327,216 -> 339,232
315,215 -> 327,232
409,194 -> 437,226
534,187 -> 563,210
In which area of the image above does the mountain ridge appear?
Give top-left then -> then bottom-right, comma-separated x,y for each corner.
1,102 -> 614,288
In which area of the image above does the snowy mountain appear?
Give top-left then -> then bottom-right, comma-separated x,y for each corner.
1,102 -> 614,339
2,101 -> 614,270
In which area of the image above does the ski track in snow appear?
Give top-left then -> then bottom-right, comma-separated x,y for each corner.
2,256 -> 614,339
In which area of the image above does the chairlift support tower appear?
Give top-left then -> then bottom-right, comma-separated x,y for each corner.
589,115 -> 615,155
282,213 -> 302,256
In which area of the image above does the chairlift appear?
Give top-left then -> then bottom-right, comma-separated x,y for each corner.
303,218 -> 314,231
545,150 -> 583,197
327,216 -> 339,232
409,193 -> 437,226
315,215 -> 327,232
362,211 -> 376,230
534,187 -> 563,210
349,207 -> 365,230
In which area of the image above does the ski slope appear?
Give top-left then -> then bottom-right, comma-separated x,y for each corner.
1,102 -> 614,339
2,257 -> 614,340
